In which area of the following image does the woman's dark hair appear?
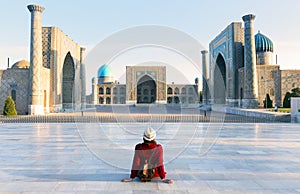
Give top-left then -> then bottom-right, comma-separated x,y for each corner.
143,138 -> 157,144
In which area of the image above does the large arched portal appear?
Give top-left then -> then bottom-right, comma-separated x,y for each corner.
62,52 -> 75,109
214,54 -> 226,104
137,75 -> 156,104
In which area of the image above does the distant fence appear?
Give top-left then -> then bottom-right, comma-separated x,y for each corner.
0,112 -> 290,123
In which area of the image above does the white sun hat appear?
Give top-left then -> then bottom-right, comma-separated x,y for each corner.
143,127 -> 156,141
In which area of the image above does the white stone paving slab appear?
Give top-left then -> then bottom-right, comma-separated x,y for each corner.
0,123 -> 300,193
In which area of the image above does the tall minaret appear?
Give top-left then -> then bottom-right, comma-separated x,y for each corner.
80,47 -> 86,109
201,50 -> 209,105
27,5 -> 45,115
242,14 -> 258,108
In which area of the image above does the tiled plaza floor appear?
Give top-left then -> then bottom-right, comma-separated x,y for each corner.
0,122 -> 300,193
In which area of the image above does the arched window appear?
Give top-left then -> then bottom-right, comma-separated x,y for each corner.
137,88 -> 141,95
174,96 -> 180,104
167,87 -> 173,94
120,87 -> 126,94
11,90 -> 16,103
270,88 -> 274,96
113,87 -> 117,94
106,97 -> 111,104
292,83 -> 296,88
188,97 -> 194,104
181,87 -> 186,94
99,87 -> 104,95
151,89 -> 155,95
167,97 -> 172,104
174,87 -> 179,94
106,87 -> 111,95
240,88 -> 243,99
113,97 -> 118,104
143,97 -> 149,103
188,87 -> 194,95
143,89 -> 149,95
181,97 -> 186,104
99,97 -> 104,104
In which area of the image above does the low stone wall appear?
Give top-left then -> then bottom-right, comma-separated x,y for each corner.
209,105 -> 290,122
291,97 -> 300,123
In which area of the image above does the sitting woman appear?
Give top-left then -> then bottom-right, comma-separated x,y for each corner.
121,127 -> 173,184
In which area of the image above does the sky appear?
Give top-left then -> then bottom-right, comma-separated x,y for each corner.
1,0 -> 300,93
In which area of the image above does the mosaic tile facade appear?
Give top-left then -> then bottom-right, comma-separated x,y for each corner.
89,66 -> 199,105
0,69 -> 30,114
205,14 -> 300,108
208,22 -> 244,107
0,4 -> 86,115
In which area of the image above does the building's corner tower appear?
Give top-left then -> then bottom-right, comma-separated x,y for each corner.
92,77 -> 97,105
27,4 -> 45,115
201,50 -> 209,105
80,47 -> 86,109
194,77 -> 200,102
242,14 -> 258,108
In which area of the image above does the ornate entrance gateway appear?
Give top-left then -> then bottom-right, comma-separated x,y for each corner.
137,75 -> 156,104
62,52 -> 75,109
214,54 -> 226,104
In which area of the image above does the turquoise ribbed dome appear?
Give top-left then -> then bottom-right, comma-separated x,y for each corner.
97,64 -> 113,77
255,31 -> 273,52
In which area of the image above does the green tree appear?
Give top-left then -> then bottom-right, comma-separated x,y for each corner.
291,87 -> 300,97
283,88 -> 300,108
3,96 -> 17,116
263,94 -> 273,108
283,92 -> 292,108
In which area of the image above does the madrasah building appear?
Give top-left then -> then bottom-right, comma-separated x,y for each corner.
0,4 -> 299,115
202,14 -> 300,108
89,14 -> 300,108
0,5 -> 86,115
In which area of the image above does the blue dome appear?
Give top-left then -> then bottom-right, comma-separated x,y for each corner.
255,31 -> 274,52
97,64 -> 113,77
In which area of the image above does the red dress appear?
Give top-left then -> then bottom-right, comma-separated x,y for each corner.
130,142 -> 166,179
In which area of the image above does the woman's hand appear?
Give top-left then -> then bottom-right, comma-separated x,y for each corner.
121,178 -> 133,182
162,179 -> 174,184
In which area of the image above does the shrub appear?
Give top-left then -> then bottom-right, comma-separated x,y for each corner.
283,92 -> 292,108
283,88 -> 300,108
263,94 -> 273,108
291,88 -> 300,97
3,96 -> 17,116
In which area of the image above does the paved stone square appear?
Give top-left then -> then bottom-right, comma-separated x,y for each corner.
0,122 -> 300,193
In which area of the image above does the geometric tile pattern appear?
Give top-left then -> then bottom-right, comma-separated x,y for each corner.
208,22 -> 244,107
0,69 -> 30,114
28,5 -> 44,107
49,27 -> 84,111
242,14 -> 258,106
0,5 -> 85,114
42,27 -> 51,68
